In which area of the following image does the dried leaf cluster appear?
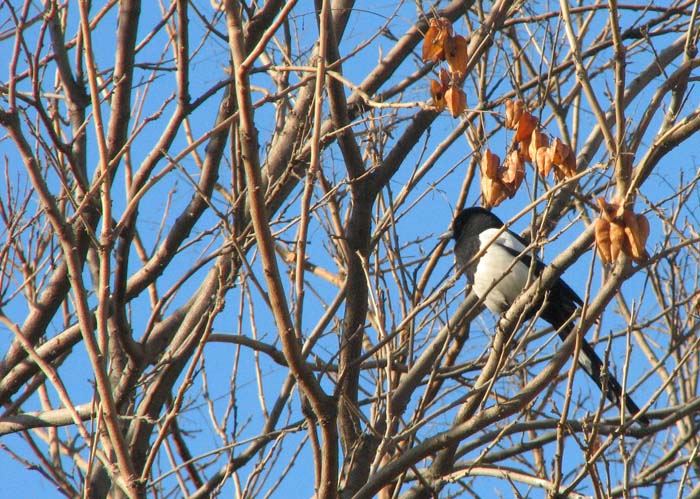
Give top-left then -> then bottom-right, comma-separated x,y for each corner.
481,98 -> 651,265
423,17 -> 468,117
429,69 -> 466,118
595,198 -> 650,263
505,99 -> 577,181
505,98 -> 538,142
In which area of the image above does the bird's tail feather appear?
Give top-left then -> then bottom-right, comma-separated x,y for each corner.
556,325 -> 650,426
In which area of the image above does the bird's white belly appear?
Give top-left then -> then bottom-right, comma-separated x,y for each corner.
472,247 -> 529,314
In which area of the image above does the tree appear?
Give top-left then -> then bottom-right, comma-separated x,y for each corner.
1,0 -> 699,497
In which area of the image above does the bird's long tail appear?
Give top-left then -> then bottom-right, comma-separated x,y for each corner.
557,325 -> 649,426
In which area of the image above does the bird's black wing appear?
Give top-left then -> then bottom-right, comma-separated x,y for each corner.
497,243 -> 649,426
498,243 -> 583,310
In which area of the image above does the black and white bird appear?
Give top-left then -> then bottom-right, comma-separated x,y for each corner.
449,206 -> 649,426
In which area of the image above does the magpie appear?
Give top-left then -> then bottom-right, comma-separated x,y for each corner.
449,206 -> 649,426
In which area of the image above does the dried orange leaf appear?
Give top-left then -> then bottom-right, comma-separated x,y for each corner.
536,146 -> 552,177
505,99 -> 524,129
609,221 -> 626,262
518,140 -> 531,163
422,25 -> 441,61
595,218 -> 612,263
549,138 -> 572,166
481,175 -> 507,208
623,210 -> 649,261
623,228 -> 643,261
636,213 -> 650,246
430,79 -> 446,111
445,34 -> 468,76
528,130 -> 549,166
515,111 -> 538,142
422,18 -> 452,62
445,85 -> 466,117
559,152 -> 577,178
622,209 -> 638,229
481,149 -> 500,178
501,150 -> 525,196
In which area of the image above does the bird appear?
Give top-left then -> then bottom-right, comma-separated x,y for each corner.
448,206 -> 649,426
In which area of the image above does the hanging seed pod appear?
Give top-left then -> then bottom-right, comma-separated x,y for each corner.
430,79 -> 446,111
559,151 -> 577,178
535,147 -> 552,177
501,150 -> 525,196
480,175 -> 507,208
422,18 -> 452,62
518,140 -> 531,163
549,138 -> 571,165
528,129 -> 549,166
445,34 -> 468,76
595,218 -> 612,263
609,221 -> 627,262
515,112 -> 538,142
445,85 -> 466,117
623,210 -> 650,261
505,99 -> 525,129
481,149 -> 500,178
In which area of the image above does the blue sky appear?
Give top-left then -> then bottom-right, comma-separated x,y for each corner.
1,1 -> 699,497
